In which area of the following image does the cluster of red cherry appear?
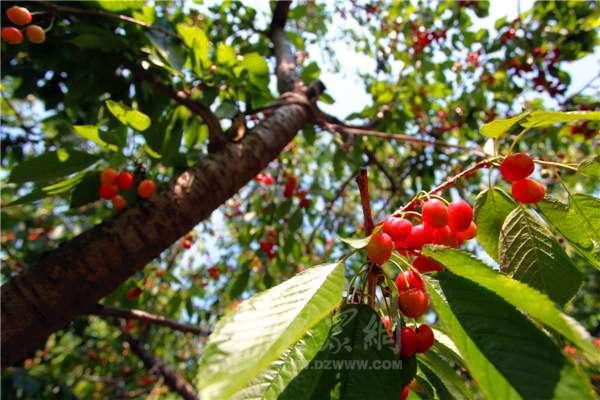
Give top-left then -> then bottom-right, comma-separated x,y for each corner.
380,270 -> 434,400
259,228 -> 278,259
409,23 -> 447,55
366,197 -> 477,269
255,173 -> 310,208
283,175 -> 310,208
99,168 -> 156,211
2,6 -> 46,45
500,153 -> 545,204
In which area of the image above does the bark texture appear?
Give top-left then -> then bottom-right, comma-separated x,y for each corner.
1,1 -> 310,367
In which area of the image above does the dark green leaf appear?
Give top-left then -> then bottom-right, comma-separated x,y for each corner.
499,207 -> 583,305
426,273 -> 595,400
537,194 -> 600,268
473,187 -> 516,261
9,149 -> 100,184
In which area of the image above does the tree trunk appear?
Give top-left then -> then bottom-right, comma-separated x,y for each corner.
0,0 -> 310,367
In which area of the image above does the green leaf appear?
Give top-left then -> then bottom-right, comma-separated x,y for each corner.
73,125 -> 120,152
339,235 -> 372,249
227,264 -> 251,300
300,62 -> 321,83
7,174 -> 86,206
96,0 -> 143,11
216,43 -> 237,66
197,263 -> 345,399
70,172 -> 101,209
520,110 -> 600,128
105,100 -> 151,131
426,273 -> 595,400
418,357 -> 470,400
279,304 -> 417,400
473,188 -> 516,261
424,247 -> 599,363
480,112 -> 530,138
239,53 -> 270,88
232,317 -> 332,400
577,156 -> 600,178
288,209 -> 303,232
177,24 -> 211,69
215,101 -> 238,119
9,150 -> 100,184
537,195 -> 600,268
499,207 -> 583,305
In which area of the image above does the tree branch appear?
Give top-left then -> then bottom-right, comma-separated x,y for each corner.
324,122 -> 486,157
32,0 -> 181,41
124,334 -> 198,400
355,169 -> 375,236
270,1 -> 302,93
0,0 -> 312,368
90,304 -> 210,336
130,65 -> 225,150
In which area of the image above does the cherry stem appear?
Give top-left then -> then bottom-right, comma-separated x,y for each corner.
394,157 -> 498,215
533,159 -> 578,171
356,168 -> 375,236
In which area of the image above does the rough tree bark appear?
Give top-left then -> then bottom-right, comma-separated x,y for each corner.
1,0 -> 312,367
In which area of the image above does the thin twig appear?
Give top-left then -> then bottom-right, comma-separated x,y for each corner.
355,169 -> 375,236
123,333 -> 199,400
393,157 -> 498,215
91,304 -> 210,336
129,65 -> 224,149
322,122 -> 486,157
32,0 -> 181,41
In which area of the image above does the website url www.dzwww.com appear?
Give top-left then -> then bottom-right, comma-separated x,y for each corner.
308,359 -> 404,370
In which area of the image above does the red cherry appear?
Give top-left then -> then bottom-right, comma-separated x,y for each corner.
447,200 -> 473,232
283,176 -> 297,198
400,385 -> 410,400
111,195 -> 127,211
511,178 -> 545,204
6,6 -> 32,25
422,199 -> 448,228
116,171 -> 134,191
99,183 -> 118,200
400,327 -> 418,357
395,269 -> 424,293
404,224 -> 432,249
25,25 -> 45,44
299,197 -> 310,208
413,255 -> 444,273
259,240 -> 274,253
137,179 -> 156,198
261,174 -> 274,185
127,287 -> 142,300
432,226 -> 458,247
207,266 -> 220,280
398,289 -> 429,318
182,239 -> 192,249
500,153 -> 534,181
1,27 -> 23,45
455,222 -> 477,242
383,216 -> 413,242
100,168 -> 118,184
366,231 -> 393,264
415,324 -> 434,353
